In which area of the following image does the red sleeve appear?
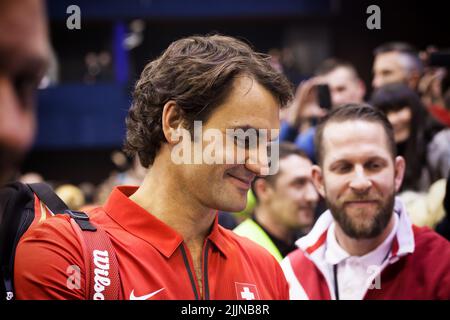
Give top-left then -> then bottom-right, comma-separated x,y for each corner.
14,215 -> 87,300
274,260 -> 290,300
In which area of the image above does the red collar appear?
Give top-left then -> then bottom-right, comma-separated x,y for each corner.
103,186 -> 230,258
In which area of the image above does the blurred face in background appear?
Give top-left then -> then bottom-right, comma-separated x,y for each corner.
385,106 -> 412,143
259,155 -> 319,230
0,0 -> 49,184
319,66 -> 366,107
372,52 -> 410,89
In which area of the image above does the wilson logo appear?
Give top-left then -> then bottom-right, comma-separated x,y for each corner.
92,250 -> 111,300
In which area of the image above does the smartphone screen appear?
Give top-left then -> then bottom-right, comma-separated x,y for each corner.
316,84 -> 332,110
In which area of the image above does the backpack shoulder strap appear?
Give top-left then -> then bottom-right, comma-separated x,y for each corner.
68,212 -> 121,300
28,183 -> 68,214
27,183 -> 120,300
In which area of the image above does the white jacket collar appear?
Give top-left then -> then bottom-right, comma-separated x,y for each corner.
296,197 -> 415,263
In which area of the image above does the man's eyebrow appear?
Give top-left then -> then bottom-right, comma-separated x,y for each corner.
227,125 -> 280,141
366,156 -> 389,163
329,156 -> 388,166
329,159 -> 350,167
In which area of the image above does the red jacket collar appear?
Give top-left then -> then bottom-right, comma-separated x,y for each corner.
103,186 -> 230,258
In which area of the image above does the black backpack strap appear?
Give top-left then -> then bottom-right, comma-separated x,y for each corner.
64,210 -> 97,232
27,183 -> 96,231
27,183 -> 68,214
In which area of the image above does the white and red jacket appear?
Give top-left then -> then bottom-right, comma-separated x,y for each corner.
281,197 -> 450,300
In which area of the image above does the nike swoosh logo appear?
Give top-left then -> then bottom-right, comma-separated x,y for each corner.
129,288 -> 165,300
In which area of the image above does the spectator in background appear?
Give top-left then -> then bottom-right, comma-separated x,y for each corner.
282,104 -> 450,300
427,121 -> 450,183
280,59 -> 365,162
419,66 -> 450,182
19,172 -> 44,185
234,143 -> 319,262
315,58 -> 366,108
55,184 -> 85,211
370,83 -> 450,228
370,83 -> 430,192
372,42 -> 423,91
0,0 -> 50,185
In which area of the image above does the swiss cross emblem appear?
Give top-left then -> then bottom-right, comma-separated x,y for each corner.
235,282 -> 260,300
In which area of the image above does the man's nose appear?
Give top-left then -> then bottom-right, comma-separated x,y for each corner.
245,155 -> 270,176
244,145 -> 272,176
304,182 -> 319,204
349,166 -> 372,193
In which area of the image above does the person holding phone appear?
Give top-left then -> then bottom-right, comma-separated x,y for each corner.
280,58 -> 366,162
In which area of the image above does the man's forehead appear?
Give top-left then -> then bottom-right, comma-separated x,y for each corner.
328,67 -> 354,81
279,155 -> 312,176
207,78 -> 281,134
322,120 -> 391,157
375,52 -> 403,69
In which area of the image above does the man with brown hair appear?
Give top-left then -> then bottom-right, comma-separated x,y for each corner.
282,104 -> 450,300
15,35 -> 293,299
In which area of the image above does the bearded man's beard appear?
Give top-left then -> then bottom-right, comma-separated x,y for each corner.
326,192 -> 395,239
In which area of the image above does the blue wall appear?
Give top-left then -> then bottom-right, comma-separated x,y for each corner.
35,84 -> 130,148
47,0 -> 333,20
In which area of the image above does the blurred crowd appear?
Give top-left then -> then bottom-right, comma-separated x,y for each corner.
0,0 -> 450,300
15,40 -> 450,263
232,41 -> 450,259
14,40 -> 450,260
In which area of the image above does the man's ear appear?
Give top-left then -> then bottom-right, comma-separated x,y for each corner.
394,156 -> 406,192
312,164 -> 325,198
253,178 -> 273,203
162,101 -> 184,145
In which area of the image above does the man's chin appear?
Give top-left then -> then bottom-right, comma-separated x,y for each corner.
217,192 -> 247,213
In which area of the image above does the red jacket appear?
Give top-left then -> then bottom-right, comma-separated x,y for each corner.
15,186 -> 288,300
281,198 -> 450,300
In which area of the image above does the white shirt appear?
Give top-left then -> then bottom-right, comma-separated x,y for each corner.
324,213 -> 399,300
